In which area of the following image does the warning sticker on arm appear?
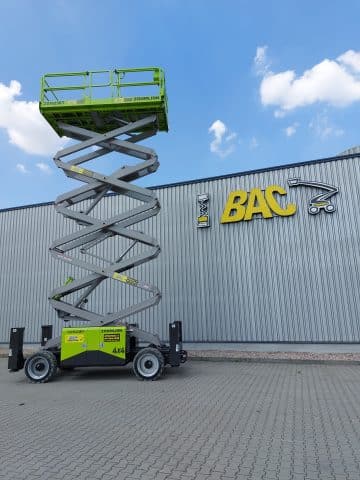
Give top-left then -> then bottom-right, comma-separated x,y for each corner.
112,272 -> 138,287
70,165 -> 94,177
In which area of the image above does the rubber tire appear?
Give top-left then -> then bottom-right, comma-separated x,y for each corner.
24,350 -> 58,384
132,347 -> 164,381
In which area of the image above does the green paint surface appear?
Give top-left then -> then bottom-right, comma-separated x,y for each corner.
61,326 -> 127,362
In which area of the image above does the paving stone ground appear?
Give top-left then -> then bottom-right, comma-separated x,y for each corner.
1,358 -> 360,480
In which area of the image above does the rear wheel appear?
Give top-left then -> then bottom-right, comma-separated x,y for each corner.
132,347 -> 164,381
24,350 -> 58,383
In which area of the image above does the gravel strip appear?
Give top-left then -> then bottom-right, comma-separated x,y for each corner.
188,349 -> 360,362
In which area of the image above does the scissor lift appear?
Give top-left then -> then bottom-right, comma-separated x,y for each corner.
8,68 -> 186,382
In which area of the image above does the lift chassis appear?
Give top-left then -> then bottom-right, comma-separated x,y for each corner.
8,68 -> 187,382
9,321 -> 186,382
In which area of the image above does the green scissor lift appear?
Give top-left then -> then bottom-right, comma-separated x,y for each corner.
8,68 -> 186,382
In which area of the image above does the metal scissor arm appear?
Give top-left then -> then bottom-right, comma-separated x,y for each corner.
48,115 -> 163,335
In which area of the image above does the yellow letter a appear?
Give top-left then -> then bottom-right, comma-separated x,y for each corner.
244,188 -> 273,221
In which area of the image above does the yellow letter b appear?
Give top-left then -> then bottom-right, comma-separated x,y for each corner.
220,190 -> 248,223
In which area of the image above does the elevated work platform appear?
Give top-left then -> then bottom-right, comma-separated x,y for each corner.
37,66 -> 168,332
40,67 -> 168,136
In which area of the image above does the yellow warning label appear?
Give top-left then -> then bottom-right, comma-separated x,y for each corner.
113,272 -> 128,282
112,272 -> 138,287
65,334 -> 85,343
70,165 -> 93,177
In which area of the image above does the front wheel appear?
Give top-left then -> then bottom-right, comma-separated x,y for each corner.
132,347 -> 164,381
24,350 -> 58,383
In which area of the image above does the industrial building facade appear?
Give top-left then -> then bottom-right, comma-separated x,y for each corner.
1,152 -> 360,344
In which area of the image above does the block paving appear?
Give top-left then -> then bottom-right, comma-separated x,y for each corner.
0,359 -> 360,479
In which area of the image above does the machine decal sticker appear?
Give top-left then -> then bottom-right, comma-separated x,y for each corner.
112,347 -> 125,354
287,178 -> 339,215
65,334 -> 85,343
69,165 -> 94,177
112,272 -> 139,286
104,333 -> 120,342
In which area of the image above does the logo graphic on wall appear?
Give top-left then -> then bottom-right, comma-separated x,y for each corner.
197,193 -> 210,227
287,178 -> 339,215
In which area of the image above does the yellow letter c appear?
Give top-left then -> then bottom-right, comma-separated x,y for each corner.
265,185 -> 296,217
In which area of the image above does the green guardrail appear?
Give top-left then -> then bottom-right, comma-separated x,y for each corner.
39,67 -> 168,135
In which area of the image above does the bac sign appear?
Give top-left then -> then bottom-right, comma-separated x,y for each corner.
221,185 -> 296,223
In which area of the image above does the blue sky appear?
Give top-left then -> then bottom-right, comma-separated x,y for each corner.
0,0 -> 359,208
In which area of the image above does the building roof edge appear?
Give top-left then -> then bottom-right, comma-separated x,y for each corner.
1,152 -> 359,214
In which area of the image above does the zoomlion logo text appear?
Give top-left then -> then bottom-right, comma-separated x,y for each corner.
221,179 -> 339,223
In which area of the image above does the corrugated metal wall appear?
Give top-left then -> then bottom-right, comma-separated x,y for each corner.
1,155 -> 360,343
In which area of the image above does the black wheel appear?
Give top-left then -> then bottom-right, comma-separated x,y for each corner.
24,350 -> 58,383
132,347 -> 164,381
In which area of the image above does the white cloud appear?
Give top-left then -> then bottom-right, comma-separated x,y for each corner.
225,132 -> 237,142
0,80 -> 68,156
309,112 -> 344,139
285,122 -> 299,137
258,49 -> 360,115
36,162 -> 52,174
16,163 -> 29,174
254,45 -> 270,76
249,136 -> 259,149
209,120 -> 236,158
338,50 -> 360,72
274,110 -> 286,118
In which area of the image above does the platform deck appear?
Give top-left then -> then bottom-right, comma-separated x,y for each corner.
40,68 -> 168,135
